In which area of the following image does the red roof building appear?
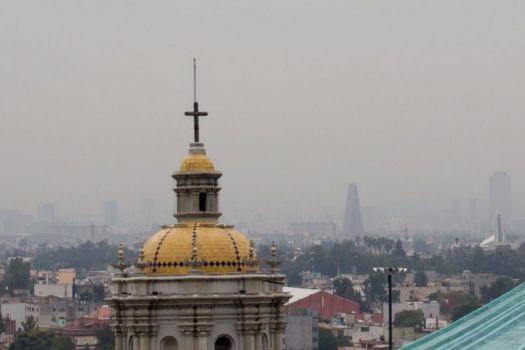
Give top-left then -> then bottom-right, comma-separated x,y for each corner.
285,288 -> 360,321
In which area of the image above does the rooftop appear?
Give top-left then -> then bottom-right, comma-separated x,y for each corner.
402,282 -> 525,350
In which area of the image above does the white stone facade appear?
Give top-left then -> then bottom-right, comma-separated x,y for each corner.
110,272 -> 289,350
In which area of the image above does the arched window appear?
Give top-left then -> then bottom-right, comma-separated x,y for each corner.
199,192 -> 207,212
262,333 -> 269,350
215,335 -> 233,350
161,336 -> 178,350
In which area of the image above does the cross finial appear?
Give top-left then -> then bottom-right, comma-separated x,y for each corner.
185,58 -> 208,143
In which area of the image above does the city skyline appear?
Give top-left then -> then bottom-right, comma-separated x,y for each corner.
1,1 -> 525,230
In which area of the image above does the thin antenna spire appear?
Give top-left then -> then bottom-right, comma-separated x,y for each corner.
193,57 -> 197,103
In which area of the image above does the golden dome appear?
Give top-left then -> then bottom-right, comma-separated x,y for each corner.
142,222 -> 256,275
179,153 -> 215,172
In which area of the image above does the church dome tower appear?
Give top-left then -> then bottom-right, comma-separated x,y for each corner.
110,60 -> 289,350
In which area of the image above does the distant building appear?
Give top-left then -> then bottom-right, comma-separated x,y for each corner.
489,172 -> 512,232
342,183 -> 364,238
0,302 -> 40,331
467,198 -> 478,233
141,198 -> 157,228
34,283 -> 73,299
383,301 -> 440,321
38,203 -> 55,223
103,200 -> 118,227
284,308 -> 319,350
289,222 -> 336,237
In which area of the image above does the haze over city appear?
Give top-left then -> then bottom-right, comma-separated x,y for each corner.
1,1 -> 525,230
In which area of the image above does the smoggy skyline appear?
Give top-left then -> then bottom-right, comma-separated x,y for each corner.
1,1 -> 525,227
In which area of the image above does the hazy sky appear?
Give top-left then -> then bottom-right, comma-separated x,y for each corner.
1,1 -> 524,226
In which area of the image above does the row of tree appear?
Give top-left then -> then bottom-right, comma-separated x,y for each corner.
260,238 -> 525,286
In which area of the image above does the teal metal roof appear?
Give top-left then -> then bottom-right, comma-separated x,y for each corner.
402,283 -> 525,350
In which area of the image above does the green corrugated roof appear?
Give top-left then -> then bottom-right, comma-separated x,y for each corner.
402,282 -> 525,350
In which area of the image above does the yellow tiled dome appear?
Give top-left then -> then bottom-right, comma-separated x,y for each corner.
142,222 -> 256,275
179,153 -> 215,172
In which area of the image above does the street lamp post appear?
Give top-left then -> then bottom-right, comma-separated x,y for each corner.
373,267 -> 407,350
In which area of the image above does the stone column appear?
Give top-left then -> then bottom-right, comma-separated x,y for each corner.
254,333 -> 263,350
139,333 -> 150,350
242,332 -> 255,350
196,332 -> 208,350
179,328 -> 195,350
115,332 -> 124,350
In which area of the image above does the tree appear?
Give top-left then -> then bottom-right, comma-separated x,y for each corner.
439,291 -> 480,318
414,270 -> 428,287
9,330 -> 74,350
0,313 -> 6,333
363,271 -> 387,308
319,329 -> 344,350
394,310 -> 425,328
21,315 -> 37,331
451,299 -> 480,321
95,325 -> 115,350
333,277 -> 362,304
481,277 -> 516,303
393,239 -> 406,257
2,258 -> 31,293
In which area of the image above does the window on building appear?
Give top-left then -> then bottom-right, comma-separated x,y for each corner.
161,337 -> 178,350
199,192 -> 207,212
215,336 -> 233,350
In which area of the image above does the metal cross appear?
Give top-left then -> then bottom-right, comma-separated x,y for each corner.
184,58 -> 208,143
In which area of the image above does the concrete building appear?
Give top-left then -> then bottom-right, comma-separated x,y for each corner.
284,308 -> 319,350
57,268 -> 76,285
34,283 -> 73,299
109,92 -> 290,350
0,302 -> 40,331
342,183 -> 364,238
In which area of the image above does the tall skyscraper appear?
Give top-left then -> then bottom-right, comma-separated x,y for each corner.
38,202 -> 55,223
468,198 -> 479,233
142,198 -> 157,228
103,200 -> 118,227
342,183 -> 364,238
489,172 -> 512,233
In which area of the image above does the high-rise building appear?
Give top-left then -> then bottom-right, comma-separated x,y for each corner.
489,172 -> 512,233
38,203 -> 55,223
468,198 -> 479,233
342,183 -> 364,238
103,200 -> 118,227
141,198 -> 156,228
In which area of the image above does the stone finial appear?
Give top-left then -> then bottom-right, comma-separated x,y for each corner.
113,243 -> 130,274
265,241 -> 281,273
135,244 -> 146,270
